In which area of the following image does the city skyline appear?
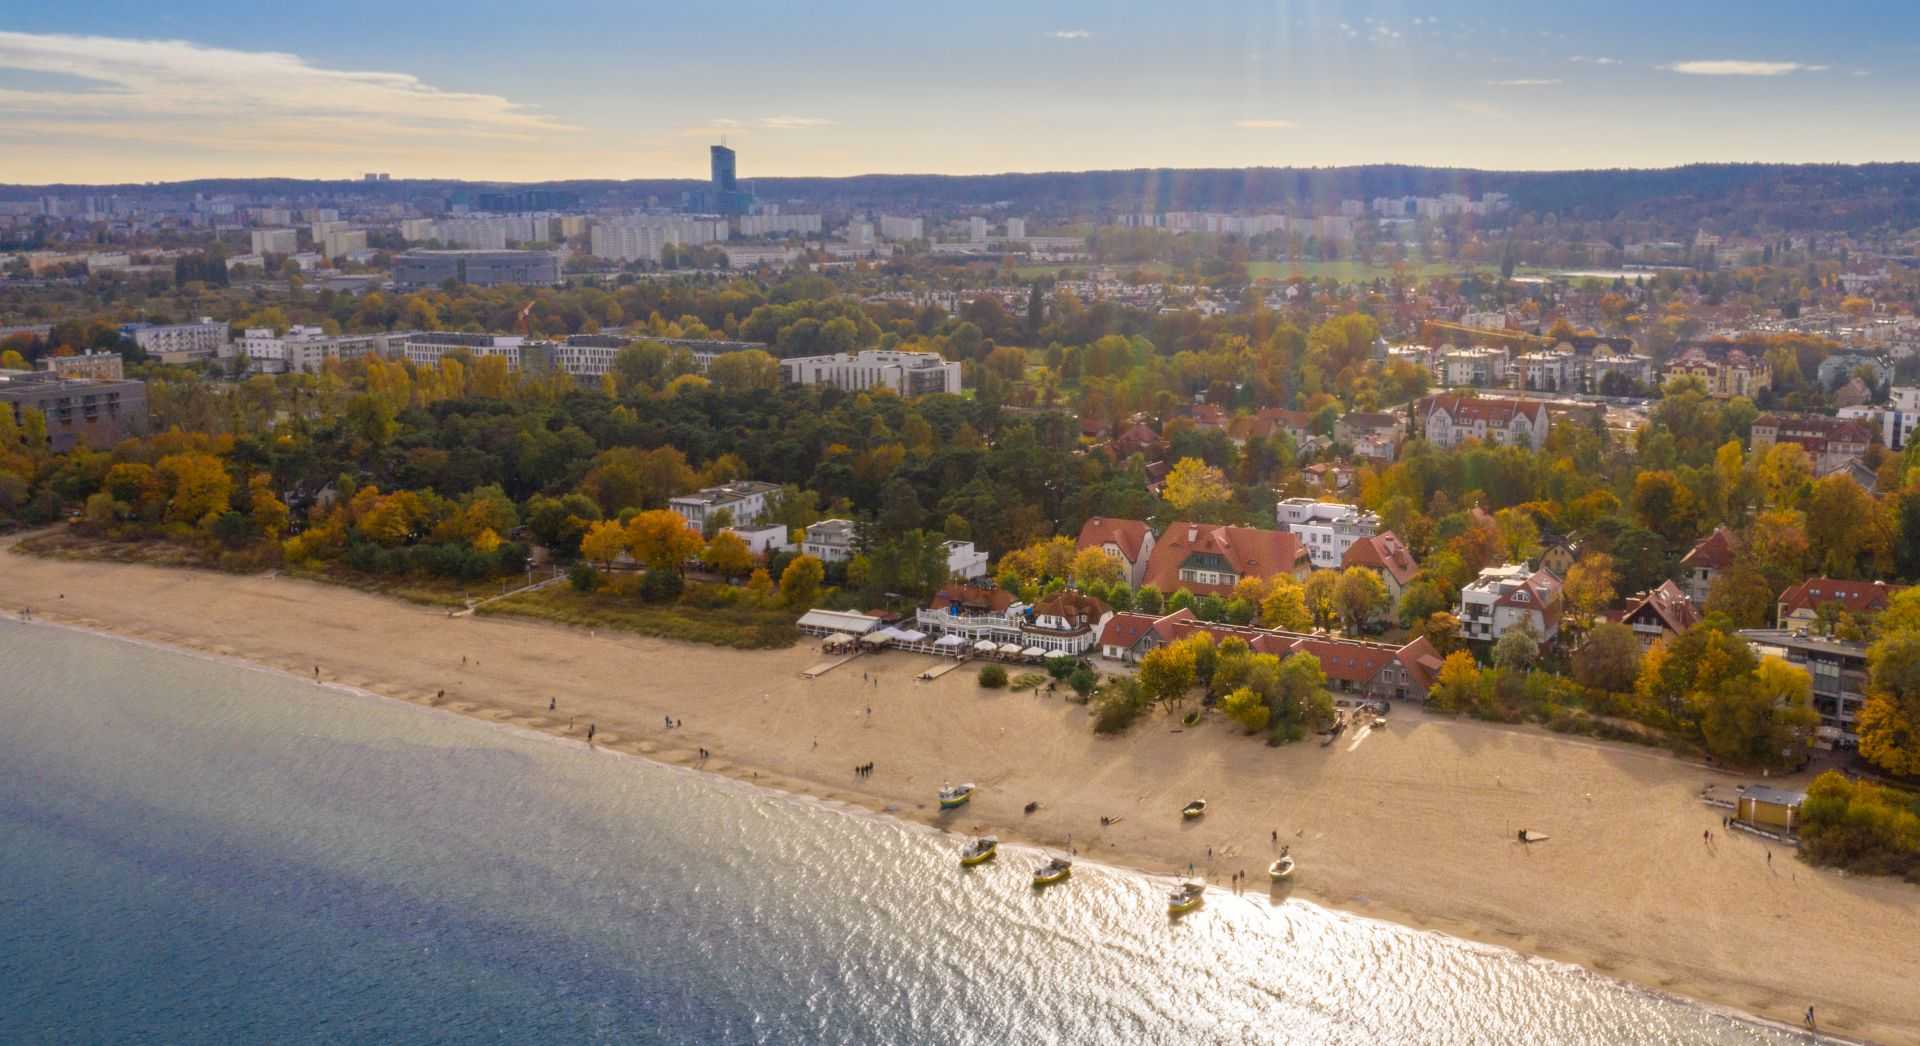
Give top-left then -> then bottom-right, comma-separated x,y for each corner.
2,1 -> 1918,183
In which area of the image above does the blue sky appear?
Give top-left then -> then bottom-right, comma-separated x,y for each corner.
1,1 -> 1915,183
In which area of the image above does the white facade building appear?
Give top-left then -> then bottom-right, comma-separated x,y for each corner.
133,318 -> 228,364
802,519 -> 858,563
780,350 -> 963,396
321,229 -> 367,259
1457,562 -> 1562,645
1004,217 -> 1026,241
737,214 -> 821,237
250,228 -> 298,255
944,540 -> 990,580
878,215 -> 924,241
669,481 -> 780,531
1275,499 -> 1381,569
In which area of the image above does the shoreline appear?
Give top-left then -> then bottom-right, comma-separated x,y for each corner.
5,538 -> 1914,1044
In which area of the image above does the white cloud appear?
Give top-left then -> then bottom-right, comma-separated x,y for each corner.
1048,30 -> 1091,40
1487,79 -> 1561,87
757,116 -> 832,129
1664,59 -> 1827,76
0,30 -> 575,156
1233,119 -> 1296,129
1570,56 -> 1620,65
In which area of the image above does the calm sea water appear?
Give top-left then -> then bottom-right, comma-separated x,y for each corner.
0,621 -> 1802,1045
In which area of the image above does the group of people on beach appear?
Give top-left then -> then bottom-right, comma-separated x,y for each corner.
854,762 -> 875,777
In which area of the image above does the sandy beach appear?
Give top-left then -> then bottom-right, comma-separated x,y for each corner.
6,533 -> 1917,1044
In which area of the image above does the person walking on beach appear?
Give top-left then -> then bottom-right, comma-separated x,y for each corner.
549,698 -> 556,711
587,723 -> 596,742
1805,1005 -> 1816,1030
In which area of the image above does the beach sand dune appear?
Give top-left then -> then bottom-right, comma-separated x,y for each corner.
6,536 -> 1917,1044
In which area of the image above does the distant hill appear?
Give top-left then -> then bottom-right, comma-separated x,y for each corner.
9,163 -> 1920,232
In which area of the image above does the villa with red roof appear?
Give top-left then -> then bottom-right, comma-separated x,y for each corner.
1075,517 -> 1156,589
1776,578 -> 1906,631
1141,522 -> 1309,597
1614,581 -> 1700,648
1416,395 -> 1551,450
1094,608 -> 1443,702
1342,532 -> 1420,614
1679,526 -> 1739,605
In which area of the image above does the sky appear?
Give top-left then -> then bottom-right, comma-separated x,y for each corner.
1,0 -> 1917,184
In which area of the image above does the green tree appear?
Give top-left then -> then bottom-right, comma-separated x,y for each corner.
1222,686 -> 1271,733
779,554 -> 826,608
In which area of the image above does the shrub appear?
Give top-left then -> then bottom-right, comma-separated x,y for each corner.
568,562 -> 600,592
1068,666 -> 1098,698
639,568 -> 685,603
1009,672 -> 1050,691
978,665 -> 1008,688
1093,677 -> 1149,733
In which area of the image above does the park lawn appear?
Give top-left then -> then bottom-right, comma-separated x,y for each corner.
477,584 -> 800,650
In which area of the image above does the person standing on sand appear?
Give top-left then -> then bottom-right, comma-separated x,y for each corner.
549,698 -> 556,711
588,723 -> 596,742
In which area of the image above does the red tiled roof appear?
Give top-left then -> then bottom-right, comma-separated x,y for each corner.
1417,394 -> 1548,427
1680,527 -> 1739,572
1778,578 -> 1906,620
928,584 -> 1015,614
1077,517 -> 1152,563
1614,580 -> 1699,635
1142,522 -> 1307,596
1032,590 -> 1110,624
1343,532 -> 1419,587
1096,611 -> 1160,650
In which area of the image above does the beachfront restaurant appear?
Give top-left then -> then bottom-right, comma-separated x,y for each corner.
798,609 -> 885,640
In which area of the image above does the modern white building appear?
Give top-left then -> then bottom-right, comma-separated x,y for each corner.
1457,562 -> 1562,645
232,326 -> 407,374
132,318 -> 228,364
724,523 -> 793,558
1275,499 -> 1381,569
401,331 -> 525,369
967,216 -> 988,243
780,350 -> 962,396
802,519 -> 858,563
1004,217 -> 1026,241
943,540 -> 990,580
669,481 -> 780,531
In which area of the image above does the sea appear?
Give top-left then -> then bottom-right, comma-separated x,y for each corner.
0,620 -> 1810,1045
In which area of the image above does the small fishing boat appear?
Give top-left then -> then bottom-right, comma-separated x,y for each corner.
1181,799 -> 1207,819
939,783 -> 976,809
1268,855 -> 1295,881
959,836 -> 999,866
1517,829 -> 1551,844
1167,881 -> 1205,915
1032,856 -> 1073,886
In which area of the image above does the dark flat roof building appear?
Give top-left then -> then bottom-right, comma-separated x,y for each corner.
393,249 -> 561,288
0,370 -> 148,452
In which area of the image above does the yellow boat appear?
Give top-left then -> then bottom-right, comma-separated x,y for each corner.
959,836 -> 998,866
1181,799 -> 1207,819
1032,856 -> 1073,886
1268,855 -> 1295,881
939,782 -> 976,809
1168,881 -> 1205,915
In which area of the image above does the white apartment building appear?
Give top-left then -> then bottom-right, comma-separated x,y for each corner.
250,228 -> 298,255
669,481 -> 780,531
723,245 -> 803,268
321,229 -> 367,259
844,220 -> 875,247
1457,563 -> 1562,645
877,215 -> 924,241
399,218 -> 437,241
780,350 -> 963,396
1275,499 -> 1381,569
724,523 -> 792,558
310,220 -> 346,244
232,326 -> 405,374
1846,386 -> 1920,451
737,214 -> 821,237
802,519 -> 858,563
1004,217 -> 1027,241
968,216 -> 988,243
402,332 -> 525,370
1515,351 -> 1575,392
590,217 -> 729,263
431,217 -> 510,250
133,318 -> 228,364
1436,346 -> 1509,387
